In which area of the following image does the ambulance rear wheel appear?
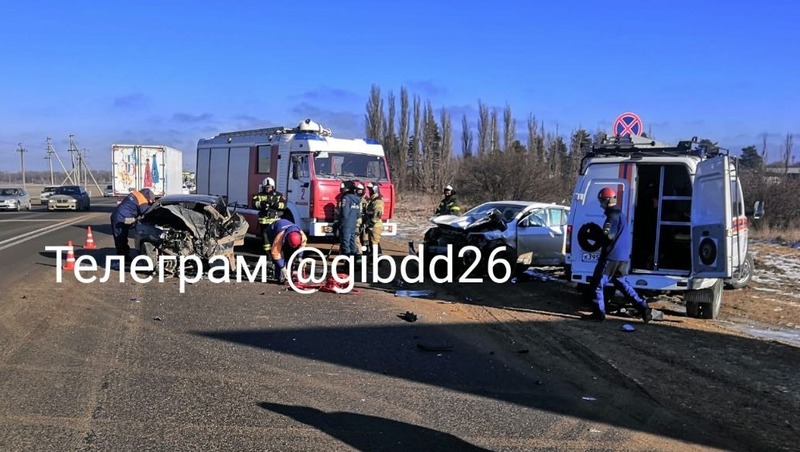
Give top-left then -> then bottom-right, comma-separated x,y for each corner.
684,279 -> 723,319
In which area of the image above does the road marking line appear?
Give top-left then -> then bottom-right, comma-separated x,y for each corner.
0,215 -> 93,251
0,219 -> 66,222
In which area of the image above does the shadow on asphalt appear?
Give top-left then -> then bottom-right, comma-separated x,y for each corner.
195,310 -> 798,452
258,402 -> 490,451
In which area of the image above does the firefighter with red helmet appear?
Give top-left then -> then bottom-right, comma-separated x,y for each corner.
587,187 -> 652,322
266,218 -> 307,284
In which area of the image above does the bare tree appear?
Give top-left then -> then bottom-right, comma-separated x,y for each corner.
490,107 -> 499,153
526,113 -> 537,157
461,114 -> 473,158
760,132 -> 769,165
439,108 -> 453,189
477,100 -> 489,156
410,94 -> 422,191
398,87 -> 410,192
365,84 -> 383,139
384,90 -> 396,146
784,133 -> 794,175
503,103 -> 515,152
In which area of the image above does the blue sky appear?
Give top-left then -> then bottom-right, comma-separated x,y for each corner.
1,0 -> 798,173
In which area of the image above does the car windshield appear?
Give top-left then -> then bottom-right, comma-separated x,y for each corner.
313,152 -> 388,181
55,186 -> 80,195
0,188 -> 20,196
465,203 -> 528,222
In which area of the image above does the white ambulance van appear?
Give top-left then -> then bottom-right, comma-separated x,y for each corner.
566,135 -> 763,319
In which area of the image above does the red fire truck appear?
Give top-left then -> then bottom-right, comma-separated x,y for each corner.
195,119 -> 397,238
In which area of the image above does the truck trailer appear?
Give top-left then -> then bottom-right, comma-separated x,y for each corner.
112,144 -> 184,202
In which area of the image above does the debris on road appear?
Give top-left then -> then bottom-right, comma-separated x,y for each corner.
621,324 -> 636,332
153,316 -> 162,321
395,290 -> 435,298
582,396 -> 597,401
416,343 -> 453,352
398,311 -> 418,322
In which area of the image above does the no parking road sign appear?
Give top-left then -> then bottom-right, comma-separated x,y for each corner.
613,112 -> 643,137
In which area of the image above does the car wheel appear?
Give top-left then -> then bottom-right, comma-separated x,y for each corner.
27,201 -> 32,211
725,253 -> 753,290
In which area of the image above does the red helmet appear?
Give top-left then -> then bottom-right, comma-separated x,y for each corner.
287,231 -> 302,248
598,187 -> 617,206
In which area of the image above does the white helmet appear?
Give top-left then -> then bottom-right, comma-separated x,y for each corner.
262,177 -> 275,188
444,184 -> 454,193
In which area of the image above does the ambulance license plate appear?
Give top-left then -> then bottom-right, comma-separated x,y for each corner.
581,252 -> 599,262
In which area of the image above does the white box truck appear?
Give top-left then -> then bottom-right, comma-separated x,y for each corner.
112,144 -> 183,201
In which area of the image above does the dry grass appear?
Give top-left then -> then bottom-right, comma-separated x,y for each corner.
749,224 -> 800,244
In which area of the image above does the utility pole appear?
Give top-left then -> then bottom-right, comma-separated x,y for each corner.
68,135 -> 80,187
17,143 -> 28,189
45,139 -> 55,185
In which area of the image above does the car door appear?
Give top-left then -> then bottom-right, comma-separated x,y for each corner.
691,156 -> 733,278
516,208 -> 563,265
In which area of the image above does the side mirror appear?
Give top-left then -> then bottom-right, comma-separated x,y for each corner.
753,201 -> 764,220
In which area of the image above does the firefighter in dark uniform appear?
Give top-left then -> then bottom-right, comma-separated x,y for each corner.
252,177 -> 287,254
338,182 -> 362,256
435,184 -> 461,216
361,182 -> 384,256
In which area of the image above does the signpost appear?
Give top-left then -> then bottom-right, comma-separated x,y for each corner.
613,112 -> 643,137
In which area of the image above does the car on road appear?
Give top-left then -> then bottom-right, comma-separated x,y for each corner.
423,200 -> 571,275
134,194 -> 249,275
0,187 -> 33,211
47,185 -> 91,211
104,184 -> 114,197
39,185 -> 59,205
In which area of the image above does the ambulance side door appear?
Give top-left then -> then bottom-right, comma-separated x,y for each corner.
691,156 -> 733,278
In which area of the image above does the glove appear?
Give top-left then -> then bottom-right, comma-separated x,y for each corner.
123,217 -> 136,225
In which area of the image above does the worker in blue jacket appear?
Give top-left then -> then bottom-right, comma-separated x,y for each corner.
338,182 -> 363,256
110,188 -> 156,260
587,187 -> 652,323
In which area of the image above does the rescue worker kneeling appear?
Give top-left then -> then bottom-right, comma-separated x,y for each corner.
266,218 -> 307,284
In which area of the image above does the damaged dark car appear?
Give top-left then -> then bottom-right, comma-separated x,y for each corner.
134,194 -> 249,274
422,201 -> 570,275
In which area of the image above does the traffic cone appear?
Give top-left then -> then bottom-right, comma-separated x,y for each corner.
84,226 -> 97,249
63,241 -> 76,271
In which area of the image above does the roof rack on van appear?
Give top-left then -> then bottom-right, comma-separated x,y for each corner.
587,135 -> 725,158
579,135 -> 729,174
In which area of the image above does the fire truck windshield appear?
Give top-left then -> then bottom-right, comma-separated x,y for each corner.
313,152 -> 388,181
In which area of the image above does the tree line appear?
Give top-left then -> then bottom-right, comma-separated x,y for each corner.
364,84 -> 799,230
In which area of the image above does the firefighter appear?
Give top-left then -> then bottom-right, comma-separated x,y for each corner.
332,181 -> 348,239
110,188 -> 156,260
252,177 -> 287,254
361,182 -> 384,256
338,182 -> 362,256
434,184 -> 461,216
266,218 -> 307,284
354,181 -> 367,256
586,187 -> 652,323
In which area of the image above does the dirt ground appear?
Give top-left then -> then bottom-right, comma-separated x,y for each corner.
358,205 -> 800,451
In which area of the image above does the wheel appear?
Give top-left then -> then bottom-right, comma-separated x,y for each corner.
26,201 -> 32,211
16,203 -> 22,212
684,279 -> 723,319
725,253 -> 754,289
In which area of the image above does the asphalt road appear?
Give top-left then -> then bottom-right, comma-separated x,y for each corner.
0,200 -> 742,451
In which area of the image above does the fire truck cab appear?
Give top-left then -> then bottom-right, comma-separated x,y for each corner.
195,119 -> 397,238
566,135 -> 763,319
